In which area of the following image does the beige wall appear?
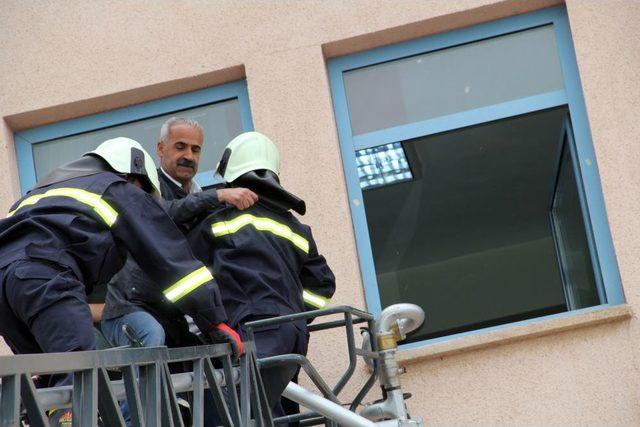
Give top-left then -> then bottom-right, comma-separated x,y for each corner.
1,0 -> 640,425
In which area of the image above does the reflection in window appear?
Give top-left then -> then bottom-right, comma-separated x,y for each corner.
356,142 -> 413,190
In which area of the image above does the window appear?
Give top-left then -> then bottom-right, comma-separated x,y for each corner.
15,80 -> 253,192
328,7 -> 623,345
13,81 -> 253,306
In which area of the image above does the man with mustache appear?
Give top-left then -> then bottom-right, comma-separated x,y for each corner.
156,117 -> 258,214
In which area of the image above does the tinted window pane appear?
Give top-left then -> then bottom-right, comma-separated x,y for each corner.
363,108 -> 578,342
551,137 -> 600,309
32,99 -> 243,182
344,26 -> 564,135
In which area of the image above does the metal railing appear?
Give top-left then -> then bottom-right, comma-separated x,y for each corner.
244,305 -> 378,426
0,305 -> 423,427
0,342 -> 271,427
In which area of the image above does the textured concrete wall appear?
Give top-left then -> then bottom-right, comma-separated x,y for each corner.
1,1 -> 639,425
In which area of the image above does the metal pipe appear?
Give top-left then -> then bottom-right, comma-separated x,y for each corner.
375,303 -> 425,338
359,388 -> 407,421
35,368 -> 240,411
258,354 -> 338,403
282,382 -> 376,427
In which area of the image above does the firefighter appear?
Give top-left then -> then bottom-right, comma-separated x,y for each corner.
0,137 -> 242,388
187,131 -> 336,421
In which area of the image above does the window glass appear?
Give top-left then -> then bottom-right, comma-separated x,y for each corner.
551,136 -> 601,309
343,26 -> 564,135
362,108 -> 594,342
32,99 -> 242,182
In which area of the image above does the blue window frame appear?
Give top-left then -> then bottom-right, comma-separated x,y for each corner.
328,6 -> 623,348
14,80 -> 254,193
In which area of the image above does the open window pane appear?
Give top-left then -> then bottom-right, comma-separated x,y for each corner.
551,133 -> 601,310
344,25 -> 564,136
361,108 -> 606,342
32,98 -> 243,181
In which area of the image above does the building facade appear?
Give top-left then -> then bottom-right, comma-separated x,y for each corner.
1,1 -> 639,425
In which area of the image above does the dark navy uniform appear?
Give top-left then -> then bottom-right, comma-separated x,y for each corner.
187,202 -> 335,416
101,169 -> 222,345
0,171 -> 226,384
188,203 -> 335,332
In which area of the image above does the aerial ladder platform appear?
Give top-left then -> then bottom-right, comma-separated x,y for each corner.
0,304 -> 425,426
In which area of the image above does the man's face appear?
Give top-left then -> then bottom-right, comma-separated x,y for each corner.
156,123 -> 203,185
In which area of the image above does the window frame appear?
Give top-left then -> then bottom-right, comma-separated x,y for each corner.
327,6 -> 624,349
14,80 -> 254,193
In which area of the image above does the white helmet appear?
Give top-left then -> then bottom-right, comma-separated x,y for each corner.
87,137 -> 161,199
216,132 -> 280,183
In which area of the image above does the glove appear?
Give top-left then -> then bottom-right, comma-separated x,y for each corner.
208,323 -> 244,359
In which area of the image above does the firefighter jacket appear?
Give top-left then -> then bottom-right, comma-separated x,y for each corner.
0,171 -> 227,332
187,203 -> 336,330
102,169 -> 221,334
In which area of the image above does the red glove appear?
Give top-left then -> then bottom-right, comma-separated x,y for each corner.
208,323 -> 244,359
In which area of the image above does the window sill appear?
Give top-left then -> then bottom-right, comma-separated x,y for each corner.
396,304 -> 633,365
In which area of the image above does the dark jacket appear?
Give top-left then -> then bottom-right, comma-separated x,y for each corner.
187,203 -> 336,330
0,172 -> 226,332
158,170 -> 221,232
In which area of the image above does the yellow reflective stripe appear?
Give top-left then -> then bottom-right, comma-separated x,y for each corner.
7,187 -> 118,226
211,214 -> 254,237
211,214 -> 309,253
163,266 -> 213,302
303,289 -> 330,309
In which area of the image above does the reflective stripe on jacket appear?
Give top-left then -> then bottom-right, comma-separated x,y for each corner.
188,203 -> 336,329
